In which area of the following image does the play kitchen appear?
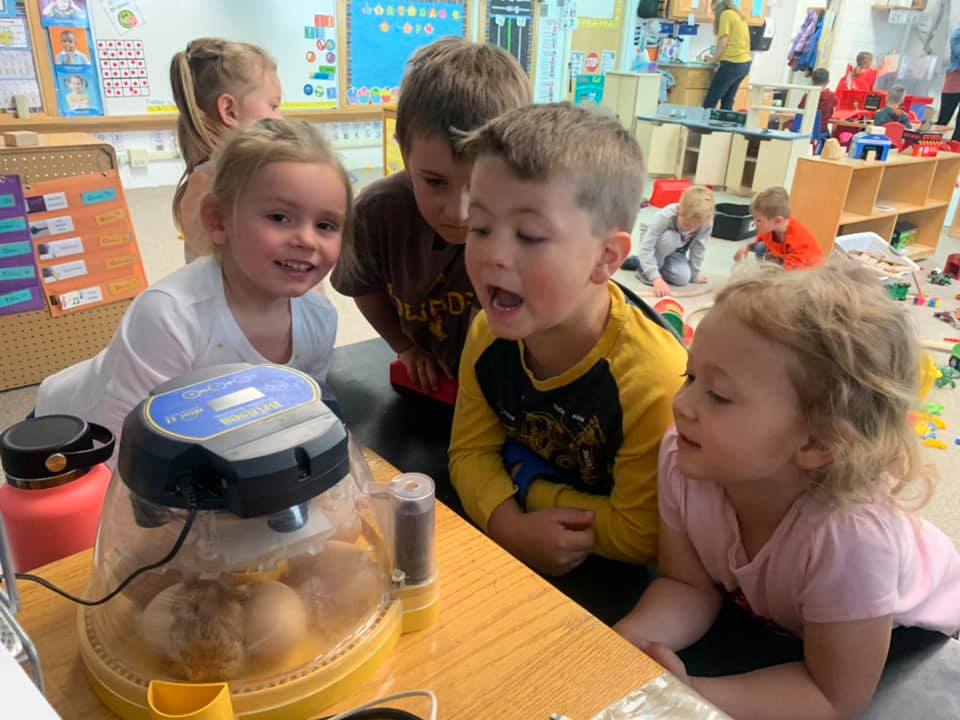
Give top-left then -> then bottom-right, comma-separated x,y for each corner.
0,364 -> 439,719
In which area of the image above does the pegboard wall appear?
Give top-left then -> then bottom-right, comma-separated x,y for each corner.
0,135 -> 132,391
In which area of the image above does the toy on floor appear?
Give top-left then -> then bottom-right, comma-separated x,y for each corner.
950,344 -> 960,372
944,254 -> 960,281
389,360 -> 458,405
910,408 -> 948,450
648,178 -> 692,208
935,367 -> 958,390
928,270 -> 952,286
919,355 -> 941,400
849,127 -> 892,161
934,311 -> 959,328
886,282 -> 910,301
654,298 -> 695,346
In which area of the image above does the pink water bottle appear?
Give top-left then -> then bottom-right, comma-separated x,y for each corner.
0,415 -> 115,572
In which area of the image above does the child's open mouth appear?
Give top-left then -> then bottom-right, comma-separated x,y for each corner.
276,259 -> 315,273
490,286 -> 523,312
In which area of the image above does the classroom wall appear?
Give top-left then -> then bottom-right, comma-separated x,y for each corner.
94,124 -> 384,190
828,0 -> 912,86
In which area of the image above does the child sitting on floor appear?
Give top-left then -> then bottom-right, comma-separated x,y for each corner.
35,119 -> 348,459
615,259 -> 960,720
449,104 -> 686,575
735,186 -> 823,270
636,185 -> 714,298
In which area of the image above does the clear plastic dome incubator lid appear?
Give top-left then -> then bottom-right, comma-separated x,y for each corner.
79,364 -> 393,691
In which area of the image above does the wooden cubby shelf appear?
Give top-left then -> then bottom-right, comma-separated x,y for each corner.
791,153 -> 960,259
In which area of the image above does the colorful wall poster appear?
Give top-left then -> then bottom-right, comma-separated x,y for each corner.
40,0 -> 88,27
24,171 -> 146,317
43,0 -> 103,116
299,9 -> 339,109
347,0 -> 468,106
486,0 -> 535,75
0,176 -> 46,316
54,65 -> 102,115
50,25 -> 91,65
97,38 -> 149,98
574,74 -> 604,106
98,0 -> 145,34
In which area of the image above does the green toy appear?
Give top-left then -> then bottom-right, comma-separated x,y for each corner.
935,366 -> 960,389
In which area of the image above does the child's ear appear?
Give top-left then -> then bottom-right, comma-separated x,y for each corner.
200,195 -> 228,247
795,435 -> 833,473
591,230 -> 632,284
216,93 -> 240,128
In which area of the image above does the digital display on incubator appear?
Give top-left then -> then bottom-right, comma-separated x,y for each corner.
207,387 -> 266,412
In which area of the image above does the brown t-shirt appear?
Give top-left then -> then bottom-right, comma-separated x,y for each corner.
331,171 -> 474,373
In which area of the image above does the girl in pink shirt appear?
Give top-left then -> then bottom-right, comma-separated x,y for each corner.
615,259 -> 960,720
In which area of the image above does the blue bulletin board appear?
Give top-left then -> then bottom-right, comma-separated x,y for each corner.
346,0 -> 468,106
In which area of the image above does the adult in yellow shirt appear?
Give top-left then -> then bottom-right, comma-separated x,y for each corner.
703,0 -> 752,110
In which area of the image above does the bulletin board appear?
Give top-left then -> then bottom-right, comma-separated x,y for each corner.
84,0 -> 343,115
481,0 -> 538,77
0,134 -> 134,391
569,0 -> 626,84
346,0 -> 469,106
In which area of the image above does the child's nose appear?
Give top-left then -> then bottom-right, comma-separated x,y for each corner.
672,385 -> 696,421
443,186 -> 469,225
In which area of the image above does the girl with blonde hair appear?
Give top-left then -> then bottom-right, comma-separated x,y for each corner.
170,37 -> 282,261
616,259 -> 960,719
37,119 -> 351,459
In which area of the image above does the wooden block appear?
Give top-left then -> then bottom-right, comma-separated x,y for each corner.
3,130 -> 39,147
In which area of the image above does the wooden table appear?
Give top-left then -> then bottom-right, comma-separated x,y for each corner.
15,451 -> 664,720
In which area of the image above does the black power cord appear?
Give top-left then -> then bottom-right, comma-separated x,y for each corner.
10,507 -> 198,606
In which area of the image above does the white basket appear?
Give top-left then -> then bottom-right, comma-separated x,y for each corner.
835,232 -> 919,280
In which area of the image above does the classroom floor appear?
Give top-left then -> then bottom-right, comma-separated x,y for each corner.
1,184 -> 958,548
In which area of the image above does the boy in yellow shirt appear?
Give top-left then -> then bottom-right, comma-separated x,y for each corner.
449,104 -> 687,575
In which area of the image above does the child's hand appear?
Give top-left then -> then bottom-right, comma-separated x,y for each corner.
653,277 -> 672,298
733,247 -> 749,263
488,503 -> 595,576
694,275 -> 708,284
398,345 -> 450,392
636,640 -> 690,685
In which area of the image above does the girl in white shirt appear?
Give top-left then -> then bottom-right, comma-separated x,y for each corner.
36,119 -> 352,461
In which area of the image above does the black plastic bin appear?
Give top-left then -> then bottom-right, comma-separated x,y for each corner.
714,203 -> 757,241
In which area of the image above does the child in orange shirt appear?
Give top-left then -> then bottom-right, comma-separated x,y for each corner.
734,187 -> 824,270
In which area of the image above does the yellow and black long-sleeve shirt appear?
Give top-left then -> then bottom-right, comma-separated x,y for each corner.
449,282 -> 687,564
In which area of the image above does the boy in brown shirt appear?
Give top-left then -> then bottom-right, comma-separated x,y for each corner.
331,39 -> 530,390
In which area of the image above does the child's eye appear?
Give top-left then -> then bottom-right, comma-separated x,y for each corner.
518,232 -> 545,245
316,220 -> 338,232
706,390 -> 731,404
424,178 -> 447,188
680,371 -> 694,384
468,227 -> 490,237
267,212 -> 288,223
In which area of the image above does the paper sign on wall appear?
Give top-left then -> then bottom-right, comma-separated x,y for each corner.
24,170 -> 146,317
0,175 -> 45,316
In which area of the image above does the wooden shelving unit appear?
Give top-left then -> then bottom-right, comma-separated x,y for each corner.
791,153 -> 960,258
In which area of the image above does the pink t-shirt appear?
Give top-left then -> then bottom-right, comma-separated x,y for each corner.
658,427 -> 960,638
